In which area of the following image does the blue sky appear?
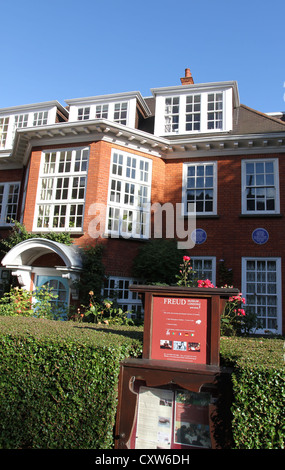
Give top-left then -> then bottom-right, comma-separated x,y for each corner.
1,0 -> 284,113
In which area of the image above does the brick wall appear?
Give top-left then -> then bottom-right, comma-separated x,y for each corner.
164,152 -> 285,295
5,141 -> 285,332
21,143 -> 285,290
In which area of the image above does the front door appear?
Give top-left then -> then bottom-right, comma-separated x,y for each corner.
36,275 -> 69,317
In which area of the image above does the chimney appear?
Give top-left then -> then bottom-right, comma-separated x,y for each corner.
180,68 -> 194,85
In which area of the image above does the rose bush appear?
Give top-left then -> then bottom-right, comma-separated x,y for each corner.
176,256 -> 252,336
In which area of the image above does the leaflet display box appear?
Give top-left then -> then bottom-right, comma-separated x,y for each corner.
115,359 -> 233,449
115,285 -> 238,450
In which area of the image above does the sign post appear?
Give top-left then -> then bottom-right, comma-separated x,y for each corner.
115,284 -> 239,450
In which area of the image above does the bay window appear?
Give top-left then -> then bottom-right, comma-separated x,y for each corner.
0,182 -> 20,225
35,147 -> 89,231
107,150 -> 152,239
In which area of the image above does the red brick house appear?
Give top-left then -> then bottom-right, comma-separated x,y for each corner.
1,69 -> 285,334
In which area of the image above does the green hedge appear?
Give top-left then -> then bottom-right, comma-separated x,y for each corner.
220,336 -> 285,449
1,317 -> 284,449
0,317 -> 143,449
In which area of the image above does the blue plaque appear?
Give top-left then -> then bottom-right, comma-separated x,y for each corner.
252,228 -> 269,245
191,228 -> 207,245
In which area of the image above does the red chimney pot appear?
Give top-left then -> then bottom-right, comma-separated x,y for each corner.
180,68 -> 194,85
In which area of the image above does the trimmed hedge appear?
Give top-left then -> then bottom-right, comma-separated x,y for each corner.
1,318 -> 284,449
220,336 -> 285,449
0,317 -> 143,449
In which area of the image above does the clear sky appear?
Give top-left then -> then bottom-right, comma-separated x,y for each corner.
1,0 -> 284,113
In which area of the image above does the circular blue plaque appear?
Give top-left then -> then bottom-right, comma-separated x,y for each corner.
252,228 -> 269,245
191,228 -> 207,245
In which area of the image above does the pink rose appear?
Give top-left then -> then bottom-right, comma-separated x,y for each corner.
198,279 -> 215,288
238,309 -> 246,316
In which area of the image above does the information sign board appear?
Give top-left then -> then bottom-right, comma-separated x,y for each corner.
151,296 -> 208,364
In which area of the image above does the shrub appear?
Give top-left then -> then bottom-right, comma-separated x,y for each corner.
0,286 -> 66,320
81,291 -> 134,326
0,317 -> 143,449
132,239 -> 186,285
74,245 -> 106,305
220,336 -> 285,449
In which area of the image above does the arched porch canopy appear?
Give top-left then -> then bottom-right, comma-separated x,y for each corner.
2,238 -> 82,291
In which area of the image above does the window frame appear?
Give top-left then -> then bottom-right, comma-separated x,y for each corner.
242,257 -> 282,334
191,256 -> 216,285
207,92 -> 223,130
106,149 -> 152,239
77,107 -> 90,121
182,161 -> 218,215
0,181 -> 20,226
34,147 -> 89,232
185,94 -> 201,132
33,111 -> 48,126
241,158 -> 280,215
164,96 -> 180,133
103,276 -> 143,319
113,102 -> 128,125
0,117 -> 10,148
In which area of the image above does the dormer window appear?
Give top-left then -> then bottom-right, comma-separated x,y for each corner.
33,111 -> 48,126
162,93 -> 224,135
114,102 -> 128,125
96,104 -> 108,119
186,95 -> 201,131
14,114 -> 29,129
0,117 -> 9,148
66,91 -> 151,129
207,93 -> 223,130
77,107 -> 90,120
152,82 -> 237,136
165,97 -> 179,133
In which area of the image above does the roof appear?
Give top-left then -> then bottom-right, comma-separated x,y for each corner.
0,101 -> 69,118
232,105 -> 285,135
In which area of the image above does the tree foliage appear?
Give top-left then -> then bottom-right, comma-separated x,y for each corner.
132,239 -> 185,285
